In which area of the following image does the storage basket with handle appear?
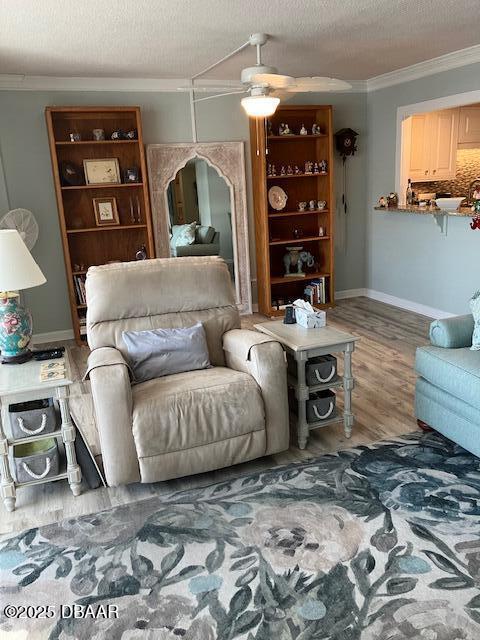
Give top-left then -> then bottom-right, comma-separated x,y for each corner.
8,398 -> 57,440
11,438 -> 59,484
306,355 -> 337,386
307,390 -> 336,423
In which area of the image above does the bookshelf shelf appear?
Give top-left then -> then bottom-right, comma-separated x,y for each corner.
270,272 -> 330,285
267,134 -> 327,141
46,106 -> 155,344
67,224 -> 147,234
268,209 -> 329,218
269,236 -> 329,246
267,173 -> 328,180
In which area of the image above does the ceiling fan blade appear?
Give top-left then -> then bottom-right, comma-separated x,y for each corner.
286,77 -> 352,92
250,73 -> 295,89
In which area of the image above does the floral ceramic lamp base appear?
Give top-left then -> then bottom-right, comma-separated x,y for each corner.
0,293 -> 33,364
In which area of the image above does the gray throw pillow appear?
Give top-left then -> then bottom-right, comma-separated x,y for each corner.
122,323 -> 210,382
471,290 -> 480,351
196,225 -> 216,244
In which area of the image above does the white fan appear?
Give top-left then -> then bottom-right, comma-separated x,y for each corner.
0,208 -> 39,250
180,33 -> 351,126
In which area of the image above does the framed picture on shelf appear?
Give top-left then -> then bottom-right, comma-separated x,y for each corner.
93,197 -> 120,226
83,158 -> 121,184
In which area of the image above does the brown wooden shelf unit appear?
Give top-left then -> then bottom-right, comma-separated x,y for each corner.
249,105 -> 335,316
45,106 -> 155,344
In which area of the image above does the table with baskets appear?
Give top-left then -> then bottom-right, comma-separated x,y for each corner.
254,320 -> 358,449
0,351 -> 82,511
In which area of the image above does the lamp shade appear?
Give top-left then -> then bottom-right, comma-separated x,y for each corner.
0,230 -> 46,292
241,95 -> 280,118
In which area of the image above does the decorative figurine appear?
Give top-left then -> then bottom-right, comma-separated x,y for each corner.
387,192 -> 399,207
377,196 -> 388,208
304,161 -> 313,174
293,228 -> 303,239
111,129 -> 126,140
278,123 -> 285,135
267,163 -> 272,177
125,129 -> 138,140
317,200 -> 327,210
92,128 -> 105,141
298,201 -> 307,211
280,165 -> 286,176
319,226 -> 325,237
123,167 -> 140,183
69,132 -> 81,142
300,124 -> 308,136
309,200 -> 316,210
271,164 -> 277,176
284,246 -> 314,276
267,120 -> 273,136
135,245 -> 147,260
319,159 -> 328,174
312,124 -> 322,135
313,162 -> 320,174
294,165 -> 301,175
283,123 -> 291,135
287,165 -> 293,175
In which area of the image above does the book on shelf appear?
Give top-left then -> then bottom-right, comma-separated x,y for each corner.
304,277 -> 327,306
73,274 -> 87,305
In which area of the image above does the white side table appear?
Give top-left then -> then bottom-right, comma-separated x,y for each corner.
255,320 -> 359,449
0,352 -> 82,511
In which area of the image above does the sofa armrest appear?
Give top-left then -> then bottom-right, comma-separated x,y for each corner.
85,347 -> 140,486
429,315 -> 474,349
223,329 -> 289,455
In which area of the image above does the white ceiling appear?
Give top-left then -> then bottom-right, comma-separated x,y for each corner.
1,0 -> 480,82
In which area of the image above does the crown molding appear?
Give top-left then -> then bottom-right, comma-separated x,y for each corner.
2,43 -> 480,94
367,43 -> 480,92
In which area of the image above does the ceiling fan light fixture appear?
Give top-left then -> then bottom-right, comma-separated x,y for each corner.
241,93 -> 280,117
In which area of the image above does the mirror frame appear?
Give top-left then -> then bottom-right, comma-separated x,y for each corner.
147,142 -> 252,314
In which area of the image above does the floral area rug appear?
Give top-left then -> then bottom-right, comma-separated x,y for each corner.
1,432 -> 480,640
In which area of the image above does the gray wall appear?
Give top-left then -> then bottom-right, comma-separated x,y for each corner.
0,89 -> 367,334
367,63 -> 480,315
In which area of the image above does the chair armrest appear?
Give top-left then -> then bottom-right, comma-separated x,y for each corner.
85,347 -> 140,486
223,329 -> 289,455
429,315 -> 474,349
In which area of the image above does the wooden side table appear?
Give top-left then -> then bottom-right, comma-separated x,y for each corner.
0,352 -> 82,511
255,320 -> 359,449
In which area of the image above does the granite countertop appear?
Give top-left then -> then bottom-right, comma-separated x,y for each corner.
374,205 -> 476,217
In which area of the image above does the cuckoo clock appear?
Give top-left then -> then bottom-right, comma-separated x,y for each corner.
335,128 -> 358,158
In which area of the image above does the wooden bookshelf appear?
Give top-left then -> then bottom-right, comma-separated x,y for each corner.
249,105 -> 335,316
45,106 -> 155,344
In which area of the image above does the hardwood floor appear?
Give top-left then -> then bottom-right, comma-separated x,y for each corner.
0,297 -> 431,538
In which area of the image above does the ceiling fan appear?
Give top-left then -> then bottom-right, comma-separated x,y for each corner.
180,33 -> 351,137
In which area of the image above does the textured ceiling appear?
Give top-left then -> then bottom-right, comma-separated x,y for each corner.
1,0 -> 480,81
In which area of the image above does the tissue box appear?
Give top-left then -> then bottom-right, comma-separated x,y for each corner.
294,303 -> 327,329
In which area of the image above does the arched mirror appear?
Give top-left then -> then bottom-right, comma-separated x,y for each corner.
167,159 -> 235,282
147,142 -> 252,314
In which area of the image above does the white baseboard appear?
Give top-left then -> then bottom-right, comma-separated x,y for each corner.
335,288 -> 368,300
32,329 -> 75,345
335,287 -> 453,319
365,289 -> 454,319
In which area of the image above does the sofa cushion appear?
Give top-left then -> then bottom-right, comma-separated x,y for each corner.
196,225 -> 216,244
415,345 -> 480,411
131,366 -> 265,458
171,222 -> 197,247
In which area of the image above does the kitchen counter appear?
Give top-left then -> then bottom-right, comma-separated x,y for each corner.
374,205 -> 476,217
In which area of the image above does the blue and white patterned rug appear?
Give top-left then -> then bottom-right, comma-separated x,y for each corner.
1,431 -> 480,639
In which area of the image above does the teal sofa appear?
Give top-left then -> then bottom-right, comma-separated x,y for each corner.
415,314 -> 480,457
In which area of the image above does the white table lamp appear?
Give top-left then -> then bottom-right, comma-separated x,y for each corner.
0,230 -> 46,364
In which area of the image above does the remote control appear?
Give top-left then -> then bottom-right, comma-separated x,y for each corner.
32,347 -> 65,361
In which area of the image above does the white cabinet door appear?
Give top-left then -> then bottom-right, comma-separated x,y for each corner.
429,109 -> 459,180
458,106 -> 480,145
408,114 -> 431,181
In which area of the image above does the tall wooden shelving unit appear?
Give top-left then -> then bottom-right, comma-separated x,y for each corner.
250,105 -> 334,316
45,106 -> 155,344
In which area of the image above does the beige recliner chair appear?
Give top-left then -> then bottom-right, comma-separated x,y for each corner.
85,256 -> 289,487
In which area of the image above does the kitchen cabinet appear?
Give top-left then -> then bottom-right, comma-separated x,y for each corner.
458,106 -> 480,146
407,109 -> 459,182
